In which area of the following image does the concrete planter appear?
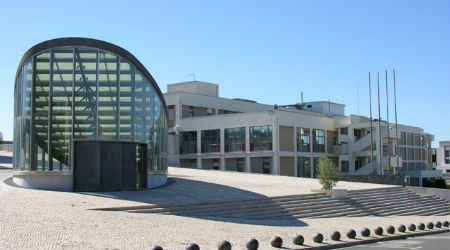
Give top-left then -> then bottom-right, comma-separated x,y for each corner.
325,189 -> 348,199
310,188 -> 348,199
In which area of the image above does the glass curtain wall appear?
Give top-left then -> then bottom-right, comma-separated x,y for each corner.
14,47 -> 167,172
180,131 -> 197,154
201,129 -> 220,153
250,125 -> 272,151
297,157 -> 311,177
225,127 -> 245,152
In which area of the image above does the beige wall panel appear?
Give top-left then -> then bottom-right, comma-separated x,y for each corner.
280,157 -> 295,176
279,125 -> 294,151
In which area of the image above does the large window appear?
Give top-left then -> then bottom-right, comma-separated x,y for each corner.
313,129 -> 325,152
250,125 -> 272,151
179,131 -> 197,154
297,157 -> 311,177
313,158 -> 320,178
407,133 -> 413,146
201,129 -> 220,153
413,134 -> 420,146
297,128 -> 310,152
341,160 -> 349,173
225,127 -> 245,152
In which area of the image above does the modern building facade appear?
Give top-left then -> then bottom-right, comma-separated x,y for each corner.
13,38 -> 168,191
436,141 -> 450,174
165,81 -> 440,186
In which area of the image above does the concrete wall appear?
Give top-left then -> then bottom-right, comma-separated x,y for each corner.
339,174 -> 404,185
250,157 -> 264,174
225,158 -> 237,171
180,159 -> 197,168
201,158 -> 219,170
167,81 -> 219,97
280,157 -> 294,176
13,172 -> 73,191
147,173 -> 168,189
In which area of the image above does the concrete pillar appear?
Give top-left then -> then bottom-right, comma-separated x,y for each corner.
176,99 -> 182,122
293,127 -> 298,177
245,126 -> 251,172
310,128 -> 314,178
220,128 -> 225,170
272,113 -> 280,175
197,130 -> 202,169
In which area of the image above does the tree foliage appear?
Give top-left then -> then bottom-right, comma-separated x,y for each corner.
317,157 -> 339,190
0,131 -> 4,144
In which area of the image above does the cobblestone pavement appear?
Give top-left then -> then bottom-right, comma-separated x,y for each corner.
0,151 -> 449,249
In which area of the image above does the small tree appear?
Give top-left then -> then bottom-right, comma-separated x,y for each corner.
0,131 -> 3,144
317,157 -> 339,190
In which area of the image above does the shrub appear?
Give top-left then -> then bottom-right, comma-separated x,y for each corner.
317,157 -> 339,190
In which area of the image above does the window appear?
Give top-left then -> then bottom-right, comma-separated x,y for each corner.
313,158 -> 320,178
263,158 -> 271,174
400,147 -> 407,160
201,129 -> 220,153
297,157 -> 311,177
400,132 -> 406,145
445,148 -> 450,157
225,127 -> 245,152
341,160 -> 349,173
179,131 -> 197,154
237,159 -> 244,172
414,148 -> 421,161
168,106 -> 175,121
313,129 -> 325,152
188,107 -> 194,117
407,133 -> 413,146
446,159 -> 450,164
297,128 -> 310,152
383,143 -> 389,157
354,129 -> 362,140
340,127 -> 348,135
250,125 -> 272,151
408,148 -> 414,160
413,134 -> 420,146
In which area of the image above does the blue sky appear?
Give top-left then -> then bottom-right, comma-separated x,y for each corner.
1,0 -> 449,146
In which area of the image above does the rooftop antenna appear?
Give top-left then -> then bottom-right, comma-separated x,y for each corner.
188,73 -> 196,81
385,70 -> 391,175
377,71 -> 382,175
369,73 -> 374,175
393,69 -> 399,175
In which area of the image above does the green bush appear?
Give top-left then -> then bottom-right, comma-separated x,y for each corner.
317,157 -> 339,190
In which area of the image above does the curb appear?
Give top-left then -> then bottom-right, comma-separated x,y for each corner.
297,228 -> 450,249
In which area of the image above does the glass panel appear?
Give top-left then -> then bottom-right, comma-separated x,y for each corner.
20,60 -> 33,171
180,131 -> 197,154
74,49 -> 97,140
297,157 -> 311,177
98,51 -> 119,140
119,59 -> 133,141
51,49 -> 73,170
201,129 -> 220,153
250,125 -> 272,151
313,129 -> 325,152
134,71 -> 146,142
225,127 -> 245,152
34,52 -> 51,170
297,127 -> 310,152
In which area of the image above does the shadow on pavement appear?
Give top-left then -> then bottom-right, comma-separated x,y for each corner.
83,177 -> 308,227
0,154 -> 13,169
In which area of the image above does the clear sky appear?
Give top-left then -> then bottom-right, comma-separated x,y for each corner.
1,0 -> 449,146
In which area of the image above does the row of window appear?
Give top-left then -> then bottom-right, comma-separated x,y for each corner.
400,132 -> 427,147
399,147 -> 427,161
180,126 -> 272,154
180,126 -> 327,154
297,157 -> 340,178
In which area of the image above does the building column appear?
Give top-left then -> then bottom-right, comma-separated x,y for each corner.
245,126 -> 251,172
197,130 -> 202,169
272,113 -> 280,175
310,128 -> 314,178
293,127 -> 298,177
220,128 -> 225,170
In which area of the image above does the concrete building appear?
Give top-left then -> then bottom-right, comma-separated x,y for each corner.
436,141 -> 450,174
164,81 -> 440,186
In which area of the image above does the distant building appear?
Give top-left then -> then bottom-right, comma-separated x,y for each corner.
436,141 -> 450,174
164,81 -> 441,186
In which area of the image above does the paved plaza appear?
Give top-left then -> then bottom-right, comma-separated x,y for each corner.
0,151 -> 449,249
